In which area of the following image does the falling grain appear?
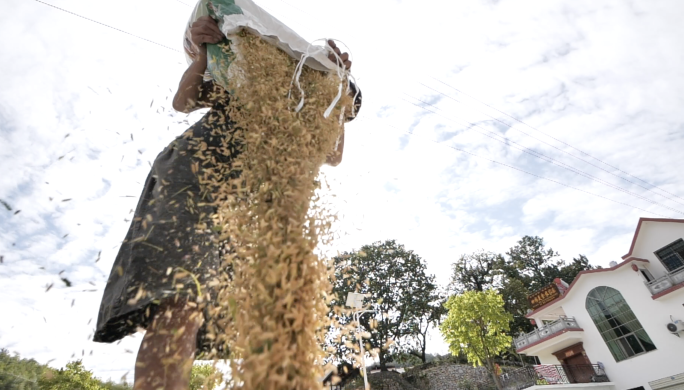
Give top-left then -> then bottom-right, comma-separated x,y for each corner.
196,31 -> 353,390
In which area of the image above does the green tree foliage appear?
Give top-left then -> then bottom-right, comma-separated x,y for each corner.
498,277 -> 534,337
555,254 -> 592,285
440,290 -> 512,390
406,289 -> 447,364
329,240 -> 441,370
388,352 -> 422,367
8,356 -> 223,390
501,236 -> 594,335
449,237 -> 594,337
102,382 -> 132,390
0,349 -> 43,390
448,251 -> 502,293
504,236 -> 563,292
0,350 -> 131,390
189,363 -> 222,390
38,361 -> 108,390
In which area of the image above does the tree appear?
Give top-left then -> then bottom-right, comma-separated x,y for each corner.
440,290 -> 512,390
501,236 -> 594,336
189,363 -> 222,390
0,349 -> 43,390
499,276 -> 535,336
38,361 -> 104,390
448,251 -> 502,293
329,240 -> 440,371
102,382 -> 132,390
504,236 -> 594,293
406,289 -> 447,364
388,352 -> 422,367
556,254 -> 592,284
0,351 -> 131,390
446,239 -> 595,366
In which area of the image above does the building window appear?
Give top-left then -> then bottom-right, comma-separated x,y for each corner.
655,239 -> 684,272
585,286 -> 656,362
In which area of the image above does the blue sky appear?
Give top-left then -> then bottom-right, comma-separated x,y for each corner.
1,0 -> 684,383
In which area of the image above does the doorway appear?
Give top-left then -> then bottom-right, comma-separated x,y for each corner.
552,343 -> 593,383
563,353 -> 594,383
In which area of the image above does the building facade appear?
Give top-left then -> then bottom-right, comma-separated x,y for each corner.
509,218 -> 684,390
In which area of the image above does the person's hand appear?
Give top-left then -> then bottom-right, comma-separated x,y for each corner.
327,40 -> 352,70
190,16 -> 224,60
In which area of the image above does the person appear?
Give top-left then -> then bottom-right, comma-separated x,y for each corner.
92,14 -> 361,390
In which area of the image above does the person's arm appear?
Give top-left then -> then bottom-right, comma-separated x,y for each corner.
325,82 -> 361,166
324,40 -> 357,167
172,16 -> 224,113
326,131 -> 345,166
172,60 -> 212,113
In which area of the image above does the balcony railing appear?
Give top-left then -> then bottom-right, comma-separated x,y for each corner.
514,317 -> 581,351
500,364 -> 609,390
646,266 -> 684,295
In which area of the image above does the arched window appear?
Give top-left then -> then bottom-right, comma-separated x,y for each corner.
585,286 -> 656,362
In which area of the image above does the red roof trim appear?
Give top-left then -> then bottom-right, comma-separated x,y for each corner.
516,328 -> 584,353
621,218 -> 684,260
652,282 -> 684,300
525,258 -> 650,318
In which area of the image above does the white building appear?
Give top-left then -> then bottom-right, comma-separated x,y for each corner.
505,218 -> 684,390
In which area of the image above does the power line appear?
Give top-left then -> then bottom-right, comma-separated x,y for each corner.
29,0 -> 678,218
362,119 -> 672,219
234,0 -> 682,212
419,81 -> 684,207
402,95 -> 684,216
431,77 -> 684,204
402,94 -> 682,214
33,0 -> 180,52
